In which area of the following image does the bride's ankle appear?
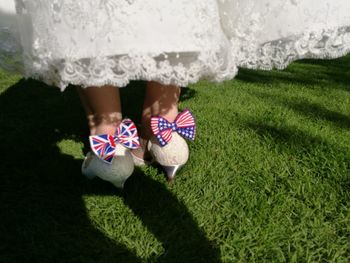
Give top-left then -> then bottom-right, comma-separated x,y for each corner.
93,124 -> 119,136
157,109 -> 178,122
140,108 -> 179,138
87,112 -> 122,135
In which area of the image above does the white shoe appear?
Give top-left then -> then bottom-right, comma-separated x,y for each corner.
149,109 -> 195,182
82,118 -> 140,189
148,132 -> 189,182
82,146 -> 134,189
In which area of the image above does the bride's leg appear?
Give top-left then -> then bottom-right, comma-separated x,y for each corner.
132,81 -> 180,159
76,85 -> 135,189
76,85 -> 122,136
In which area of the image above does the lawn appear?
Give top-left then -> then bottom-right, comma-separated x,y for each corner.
0,55 -> 349,262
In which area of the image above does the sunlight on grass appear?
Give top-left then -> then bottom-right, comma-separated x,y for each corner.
82,195 -> 165,260
57,139 -> 85,159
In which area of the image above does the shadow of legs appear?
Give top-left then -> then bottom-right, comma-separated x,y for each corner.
0,79 -> 141,263
124,173 -> 221,263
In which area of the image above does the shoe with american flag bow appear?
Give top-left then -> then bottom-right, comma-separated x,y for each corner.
148,109 -> 196,182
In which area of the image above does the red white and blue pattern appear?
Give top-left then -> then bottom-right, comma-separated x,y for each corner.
151,109 -> 196,147
89,119 -> 140,164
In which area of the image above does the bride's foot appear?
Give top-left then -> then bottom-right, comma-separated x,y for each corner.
148,133 -> 189,181
82,147 -> 134,189
138,81 -> 197,180
148,109 -> 196,181
133,105 -> 179,167
82,119 -> 140,189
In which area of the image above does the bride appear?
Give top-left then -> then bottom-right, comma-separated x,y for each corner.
0,0 -> 349,186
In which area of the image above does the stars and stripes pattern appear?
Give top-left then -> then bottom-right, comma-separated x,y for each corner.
151,109 -> 196,147
89,119 -> 140,164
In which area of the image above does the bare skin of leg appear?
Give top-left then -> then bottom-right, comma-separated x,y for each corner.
76,85 -> 122,136
132,81 -> 181,159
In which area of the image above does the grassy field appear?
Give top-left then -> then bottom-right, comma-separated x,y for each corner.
0,56 -> 349,262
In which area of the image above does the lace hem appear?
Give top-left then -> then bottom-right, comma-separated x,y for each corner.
4,26 -> 350,91
235,26 -> 350,70
23,50 -> 238,91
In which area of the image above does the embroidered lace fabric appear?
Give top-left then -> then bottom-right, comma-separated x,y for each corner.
0,0 -> 350,91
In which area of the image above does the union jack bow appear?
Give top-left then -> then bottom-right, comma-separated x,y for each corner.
151,109 -> 196,147
89,119 -> 140,164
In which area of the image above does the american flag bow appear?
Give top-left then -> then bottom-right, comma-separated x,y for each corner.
151,109 -> 196,147
89,119 -> 140,164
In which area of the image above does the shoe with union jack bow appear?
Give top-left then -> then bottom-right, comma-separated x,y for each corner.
81,119 -> 140,189
148,109 -> 196,182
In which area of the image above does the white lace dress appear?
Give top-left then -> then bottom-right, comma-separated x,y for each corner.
1,0 -> 350,91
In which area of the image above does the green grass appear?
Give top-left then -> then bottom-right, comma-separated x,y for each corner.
0,56 -> 349,263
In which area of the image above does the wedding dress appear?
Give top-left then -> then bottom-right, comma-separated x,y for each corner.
0,0 -> 349,91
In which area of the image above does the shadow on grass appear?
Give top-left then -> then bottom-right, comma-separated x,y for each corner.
245,89 -> 350,130
237,55 -> 350,89
244,122 -> 350,187
0,79 -> 218,263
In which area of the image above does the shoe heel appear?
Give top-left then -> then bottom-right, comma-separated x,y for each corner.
84,172 -> 96,180
82,152 -> 97,180
162,164 -> 184,182
148,133 -> 189,181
